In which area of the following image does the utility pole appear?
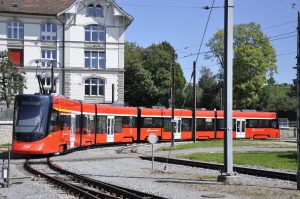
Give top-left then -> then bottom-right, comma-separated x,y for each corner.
171,50 -> 175,146
51,61 -> 54,94
223,0 -> 234,175
220,88 -> 223,109
192,61 -> 197,142
296,11 -> 300,190
112,84 -> 115,104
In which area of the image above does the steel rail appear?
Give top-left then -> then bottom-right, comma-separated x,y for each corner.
47,158 -> 166,199
140,156 -> 297,182
24,159 -> 99,199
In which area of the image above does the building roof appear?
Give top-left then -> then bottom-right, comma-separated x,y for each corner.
0,0 -> 133,28
0,0 -> 76,16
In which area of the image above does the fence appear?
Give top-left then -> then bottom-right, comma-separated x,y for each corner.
278,118 -> 289,129
0,107 -> 13,121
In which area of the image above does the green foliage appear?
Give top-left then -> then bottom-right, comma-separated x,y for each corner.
198,66 -> 221,109
124,42 -> 186,107
206,22 -> 277,109
259,84 -> 296,119
0,51 -> 26,108
0,143 -> 11,147
124,63 -> 158,106
177,83 -> 202,109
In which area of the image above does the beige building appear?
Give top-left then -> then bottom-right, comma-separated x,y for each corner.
0,0 -> 133,104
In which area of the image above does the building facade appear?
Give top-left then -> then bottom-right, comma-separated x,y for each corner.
0,0 -> 133,104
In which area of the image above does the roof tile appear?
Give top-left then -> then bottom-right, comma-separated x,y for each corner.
0,0 -> 76,16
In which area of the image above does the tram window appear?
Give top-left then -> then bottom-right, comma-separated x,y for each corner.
153,118 -> 162,128
122,116 -> 130,128
142,117 -> 153,127
48,110 -> 58,132
83,115 -> 94,134
181,118 -> 191,131
216,119 -> 236,131
259,120 -> 270,128
247,119 -> 258,128
115,116 -> 122,133
196,118 -> 214,131
97,116 -> 107,133
122,116 -> 137,128
196,118 -> 205,131
205,118 -> 214,130
163,119 -> 172,132
233,119 -> 236,131
82,115 -> 87,132
59,114 -> 71,130
217,119 -> 224,130
271,120 -> 278,129
130,117 -> 137,128
75,115 -> 81,134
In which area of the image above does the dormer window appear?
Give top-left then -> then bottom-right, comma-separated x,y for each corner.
95,5 -> 103,17
87,4 -> 94,16
7,21 -> 24,39
41,23 -> 57,41
87,4 -> 103,17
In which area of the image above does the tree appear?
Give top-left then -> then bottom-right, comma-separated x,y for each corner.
142,42 -> 186,107
206,22 -> 277,109
124,63 -> 158,106
0,51 -> 26,108
124,42 -> 186,107
259,84 -> 296,120
198,66 -> 220,109
176,83 -> 202,109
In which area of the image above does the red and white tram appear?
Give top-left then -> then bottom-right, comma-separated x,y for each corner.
12,94 -> 280,154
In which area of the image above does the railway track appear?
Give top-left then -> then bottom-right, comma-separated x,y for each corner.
24,158 -> 166,199
116,143 -> 147,155
140,156 -> 297,182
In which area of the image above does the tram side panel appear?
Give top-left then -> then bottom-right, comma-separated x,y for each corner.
139,108 -> 163,141
196,111 -> 216,140
96,105 -> 138,143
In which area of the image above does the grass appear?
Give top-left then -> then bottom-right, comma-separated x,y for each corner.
178,151 -> 297,171
157,139 -> 290,151
0,143 -> 11,147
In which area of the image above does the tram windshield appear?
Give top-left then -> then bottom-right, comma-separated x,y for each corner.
14,95 -> 50,142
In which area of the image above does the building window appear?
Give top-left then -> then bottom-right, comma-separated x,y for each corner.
85,25 -> 105,42
95,5 -> 103,17
84,51 -> 105,69
41,77 -> 57,94
8,49 -> 23,67
87,4 -> 103,17
87,4 -> 94,16
85,78 -> 105,96
7,21 -> 24,39
41,49 -> 57,68
41,23 -> 57,41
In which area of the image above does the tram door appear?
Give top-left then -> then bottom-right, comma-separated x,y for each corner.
70,114 -> 76,148
107,116 -> 115,142
236,119 -> 246,138
174,118 -> 182,140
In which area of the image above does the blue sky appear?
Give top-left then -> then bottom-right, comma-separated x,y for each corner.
115,0 -> 299,84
